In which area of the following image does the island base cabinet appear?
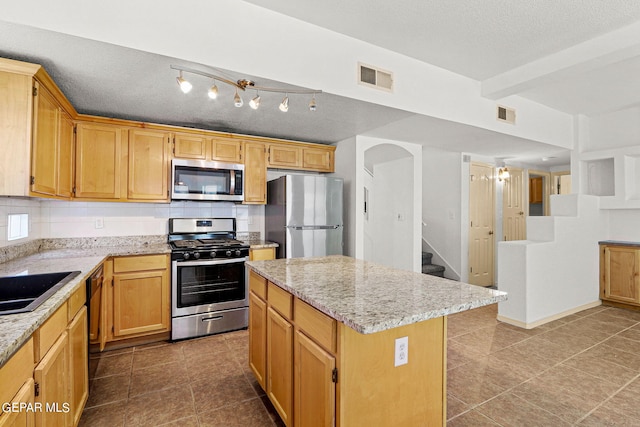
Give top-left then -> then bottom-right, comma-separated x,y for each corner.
249,292 -> 267,389
337,317 -> 445,427
0,379 -> 35,427
267,307 -> 293,427
34,331 -> 71,427
294,331 -> 335,427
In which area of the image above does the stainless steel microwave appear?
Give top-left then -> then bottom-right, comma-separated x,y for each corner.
171,159 -> 244,202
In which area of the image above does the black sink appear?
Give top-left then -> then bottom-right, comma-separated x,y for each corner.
0,271 -> 81,315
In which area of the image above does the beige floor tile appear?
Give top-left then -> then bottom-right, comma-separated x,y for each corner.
79,400 -> 127,427
124,384 -> 196,426
578,343 -> 640,371
181,334 -> 231,359
90,352 -> 134,379
198,397 -> 275,427
128,361 -> 190,397
578,404 -> 640,426
191,371 -> 258,413
131,342 -> 184,371
447,340 -> 485,370
86,374 -> 130,408
450,324 -> 530,355
446,393 -> 472,420
562,350 -> 638,388
476,393 -> 571,426
157,415 -> 199,427
533,364 -> 621,404
447,409 -> 501,426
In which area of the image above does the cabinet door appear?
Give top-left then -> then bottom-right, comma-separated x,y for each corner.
603,246 -> 640,304
173,133 -> 208,160
57,112 -> 74,198
267,307 -> 293,427
249,292 -> 268,390
243,142 -> 267,204
249,248 -> 276,261
302,147 -> 333,172
31,82 -> 59,196
0,378 -> 35,427
211,137 -> 242,163
67,307 -> 88,427
34,331 -> 70,427
268,144 -> 302,169
128,129 -> 170,201
294,331 -> 335,427
113,269 -> 169,337
75,122 -> 126,199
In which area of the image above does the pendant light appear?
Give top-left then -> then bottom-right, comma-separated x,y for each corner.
249,92 -> 261,110
233,89 -> 243,107
208,81 -> 219,99
176,71 -> 192,94
308,96 -> 317,112
279,95 -> 289,112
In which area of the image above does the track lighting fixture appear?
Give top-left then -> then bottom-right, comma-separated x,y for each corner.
176,71 -> 192,94
279,95 -> 289,112
498,167 -> 510,181
208,82 -> 219,99
249,92 -> 261,110
171,65 -> 321,113
233,89 -> 243,107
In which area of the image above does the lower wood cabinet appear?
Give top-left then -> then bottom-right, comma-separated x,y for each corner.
0,378 -> 35,427
0,338 -> 35,427
249,247 -> 276,261
109,254 -> 170,339
600,243 -> 640,307
267,307 -> 293,427
67,307 -> 88,427
34,330 -> 71,427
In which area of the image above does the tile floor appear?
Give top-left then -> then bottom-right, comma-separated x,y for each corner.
80,303 -> 640,426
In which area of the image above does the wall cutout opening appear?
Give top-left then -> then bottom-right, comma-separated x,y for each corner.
8,213 -> 29,241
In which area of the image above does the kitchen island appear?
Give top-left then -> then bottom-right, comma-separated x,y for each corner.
245,255 -> 507,427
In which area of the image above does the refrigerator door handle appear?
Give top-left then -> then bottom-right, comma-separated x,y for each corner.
286,225 -> 342,230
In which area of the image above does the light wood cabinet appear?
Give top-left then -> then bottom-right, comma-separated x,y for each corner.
67,307 -> 88,427
173,133 -> 208,160
243,142 -> 267,204
267,307 -> 293,427
0,338 -> 35,427
302,146 -> 333,172
600,244 -> 640,307
267,143 -> 334,173
249,247 -> 276,261
109,254 -> 170,339
529,177 -> 543,204
128,129 -> 171,201
34,331 -> 71,427
268,144 -> 302,169
75,122 -> 127,200
211,136 -> 242,163
0,378 -> 35,427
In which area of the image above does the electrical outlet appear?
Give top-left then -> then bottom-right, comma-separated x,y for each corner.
95,218 -> 104,229
394,336 -> 408,367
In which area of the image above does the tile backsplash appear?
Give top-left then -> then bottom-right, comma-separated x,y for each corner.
0,197 -> 264,248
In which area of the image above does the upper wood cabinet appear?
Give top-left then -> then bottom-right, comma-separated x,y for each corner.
268,143 -> 302,169
268,142 -> 335,173
302,146 -> 334,172
211,136 -> 243,163
244,141 -> 267,204
128,129 -> 171,201
75,122 -> 128,200
173,133 -> 242,163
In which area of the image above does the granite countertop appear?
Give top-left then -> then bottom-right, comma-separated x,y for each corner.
598,240 -> 640,247
246,255 -> 508,334
244,240 -> 279,249
0,239 -> 171,367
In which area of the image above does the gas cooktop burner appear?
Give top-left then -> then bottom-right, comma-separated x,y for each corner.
170,238 -> 246,250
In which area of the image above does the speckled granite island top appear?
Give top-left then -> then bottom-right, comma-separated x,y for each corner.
246,255 -> 507,334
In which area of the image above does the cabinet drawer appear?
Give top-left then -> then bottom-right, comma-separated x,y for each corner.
67,285 -> 86,322
295,298 -> 337,353
34,301 -> 67,362
249,247 -> 275,261
0,337 -> 34,406
268,282 -> 293,320
250,270 -> 267,299
113,254 -> 167,273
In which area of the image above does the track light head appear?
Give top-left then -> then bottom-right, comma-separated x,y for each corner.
208,83 -> 219,100
249,94 -> 261,110
279,96 -> 289,112
309,96 -> 317,112
234,89 -> 243,107
176,71 -> 192,94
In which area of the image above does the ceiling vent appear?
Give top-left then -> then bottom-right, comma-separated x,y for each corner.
358,63 -> 393,92
496,105 -> 516,124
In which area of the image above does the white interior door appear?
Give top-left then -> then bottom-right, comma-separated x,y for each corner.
502,167 -> 526,241
469,162 -> 495,287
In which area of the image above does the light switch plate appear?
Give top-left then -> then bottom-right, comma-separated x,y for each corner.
394,336 -> 408,367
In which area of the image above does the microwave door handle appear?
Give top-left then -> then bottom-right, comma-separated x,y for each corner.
229,170 -> 235,195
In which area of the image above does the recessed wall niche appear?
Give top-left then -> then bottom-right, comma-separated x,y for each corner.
585,158 -> 615,197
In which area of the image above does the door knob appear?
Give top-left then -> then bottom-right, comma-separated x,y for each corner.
519,211 -> 524,216
488,230 -> 494,235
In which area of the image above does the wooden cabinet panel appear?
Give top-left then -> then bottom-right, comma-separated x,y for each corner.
30,82 -> 59,196
243,142 -> 267,204
75,122 -> 127,199
294,299 -> 337,354
173,133 -> 208,160
249,247 -> 276,261
268,281 -> 293,320
0,338 -> 34,409
294,330 -> 335,427
113,254 -> 167,273
268,144 -> 302,169
529,177 -> 543,204
67,307 -> 88,427
113,269 -> 169,337
267,307 -> 293,427
57,112 -> 75,198
302,147 -> 333,172
249,292 -> 267,390
35,302 -> 67,363
128,129 -> 170,201
0,378 -> 35,427
211,137 -> 242,162
602,245 -> 640,305
67,285 -> 86,323
34,331 -> 70,427
249,270 -> 267,300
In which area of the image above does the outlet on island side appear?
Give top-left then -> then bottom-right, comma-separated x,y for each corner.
394,336 -> 408,367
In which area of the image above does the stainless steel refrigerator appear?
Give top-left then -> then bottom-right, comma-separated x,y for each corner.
266,175 -> 343,258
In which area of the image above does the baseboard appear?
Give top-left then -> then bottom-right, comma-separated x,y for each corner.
497,300 -> 602,329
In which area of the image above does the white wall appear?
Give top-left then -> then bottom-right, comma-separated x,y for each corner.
588,107 -> 640,151
422,147 -> 463,278
333,137 -> 357,257
2,0 -> 574,149
0,197 -> 263,248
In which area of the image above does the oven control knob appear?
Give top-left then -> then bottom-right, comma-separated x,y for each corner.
234,250 -> 241,257
183,252 -> 191,260
210,251 -> 217,258
193,252 -> 201,260
225,250 -> 232,257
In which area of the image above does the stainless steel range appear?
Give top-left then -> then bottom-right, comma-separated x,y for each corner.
168,218 -> 250,340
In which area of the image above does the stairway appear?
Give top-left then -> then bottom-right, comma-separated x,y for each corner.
422,251 -> 445,278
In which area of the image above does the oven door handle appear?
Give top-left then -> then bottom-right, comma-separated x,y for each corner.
174,257 -> 247,267
201,316 -> 224,322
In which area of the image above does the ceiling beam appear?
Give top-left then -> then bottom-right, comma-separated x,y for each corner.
481,21 -> 640,100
